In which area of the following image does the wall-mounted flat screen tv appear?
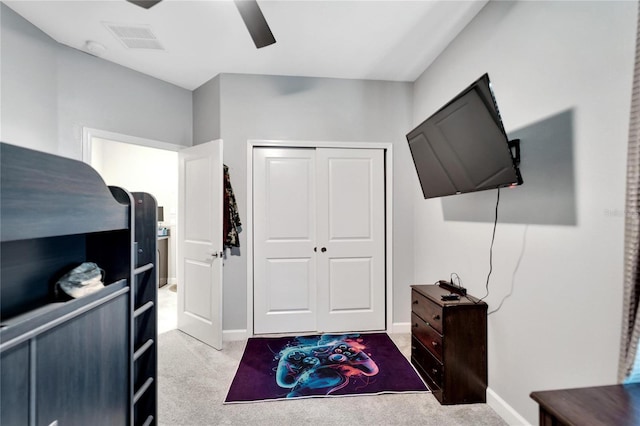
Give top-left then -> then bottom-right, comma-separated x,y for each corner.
407,73 -> 523,199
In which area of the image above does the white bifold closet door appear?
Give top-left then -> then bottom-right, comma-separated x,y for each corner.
253,147 -> 385,334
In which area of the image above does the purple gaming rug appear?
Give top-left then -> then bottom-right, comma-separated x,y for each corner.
224,333 -> 428,403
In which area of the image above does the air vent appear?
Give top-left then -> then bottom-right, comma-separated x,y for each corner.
104,23 -> 164,50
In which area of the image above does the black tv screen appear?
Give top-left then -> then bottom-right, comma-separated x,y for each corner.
407,73 -> 523,199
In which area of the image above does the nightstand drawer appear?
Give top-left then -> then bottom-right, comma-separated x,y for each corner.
411,337 -> 443,390
411,290 -> 443,334
411,312 -> 443,361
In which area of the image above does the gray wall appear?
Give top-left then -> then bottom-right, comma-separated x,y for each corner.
1,4 -> 192,159
193,75 -> 221,144
1,3 -> 58,155
442,109 -> 578,226
412,1 -> 636,423
193,73 -> 416,331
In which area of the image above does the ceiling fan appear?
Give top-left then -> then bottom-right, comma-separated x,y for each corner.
126,0 -> 276,49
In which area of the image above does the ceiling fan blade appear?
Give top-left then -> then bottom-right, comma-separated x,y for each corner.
234,0 -> 276,49
126,0 -> 163,9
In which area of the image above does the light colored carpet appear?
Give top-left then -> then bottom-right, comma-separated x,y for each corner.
157,330 -> 508,425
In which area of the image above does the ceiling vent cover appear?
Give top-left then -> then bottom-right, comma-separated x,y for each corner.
104,23 -> 164,50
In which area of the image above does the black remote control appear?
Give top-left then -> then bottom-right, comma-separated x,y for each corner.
441,293 -> 460,301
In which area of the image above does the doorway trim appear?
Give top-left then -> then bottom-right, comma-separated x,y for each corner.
81,126 -> 184,302
81,127 -> 183,164
246,139 -> 394,337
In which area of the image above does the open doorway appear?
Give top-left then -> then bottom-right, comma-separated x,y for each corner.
83,128 -> 180,334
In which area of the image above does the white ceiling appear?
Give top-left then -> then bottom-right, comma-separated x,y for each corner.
4,0 -> 488,91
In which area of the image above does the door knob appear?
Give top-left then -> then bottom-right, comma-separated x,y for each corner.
321,247 -> 327,252
208,250 -> 223,258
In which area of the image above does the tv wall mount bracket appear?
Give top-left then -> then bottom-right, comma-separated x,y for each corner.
508,139 -> 521,166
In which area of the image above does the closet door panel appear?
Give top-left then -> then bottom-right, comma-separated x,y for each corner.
328,257 -> 373,310
327,157 -> 374,240
265,258 -> 313,311
317,148 -> 385,332
253,148 -> 317,334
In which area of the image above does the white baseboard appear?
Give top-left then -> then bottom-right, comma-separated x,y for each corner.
390,322 -> 411,334
486,387 -> 531,426
223,329 -> 248,342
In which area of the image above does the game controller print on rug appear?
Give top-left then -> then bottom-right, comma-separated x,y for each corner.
224,333 -> 428,403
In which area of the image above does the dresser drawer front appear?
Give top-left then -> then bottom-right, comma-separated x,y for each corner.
411,312 -> 443,361
413,359 -> 441,402
411,337 -> 443,390
412,290 -> 443,334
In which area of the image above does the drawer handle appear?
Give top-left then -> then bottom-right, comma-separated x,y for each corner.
432,314 -> 440,320
431,368 -> 438,375
411,345 -> 417,351
413,323 -> 418,328
431,341 -> 438,348
413,300 -> 418,305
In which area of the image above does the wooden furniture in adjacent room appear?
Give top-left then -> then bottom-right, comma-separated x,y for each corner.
158,235 -> 169,287
0,143 -> 158,426
530,383 -> 640,426
410,284 -> 488,405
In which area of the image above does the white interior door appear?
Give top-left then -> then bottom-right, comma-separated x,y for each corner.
253,148 -> 317,334
316,148 -> 385,332
253,146 -> 385,334
177,140 -> 223,349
